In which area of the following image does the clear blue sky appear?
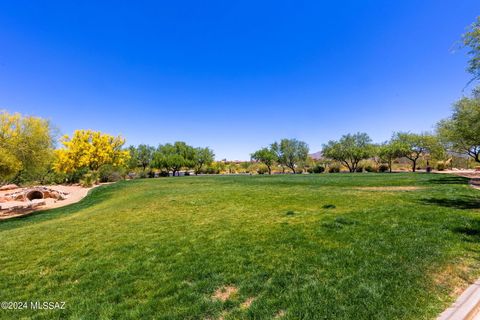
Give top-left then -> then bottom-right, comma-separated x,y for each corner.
0,1 -> 478,160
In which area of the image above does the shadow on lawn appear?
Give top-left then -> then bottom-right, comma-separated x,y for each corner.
420,196 -> 480,210
452,225 -> 480,237
425,175 -> 469,185
450,218 -> 480,242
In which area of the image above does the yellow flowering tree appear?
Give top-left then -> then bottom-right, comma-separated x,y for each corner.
54,130 -> 130,176
0,111 -> 55,184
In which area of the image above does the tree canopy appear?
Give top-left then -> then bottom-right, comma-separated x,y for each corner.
271,139 -> 309,174
322,133 -> 374,172
437,91 -> 480,162
463,16 -> 480,81
153,142 -> 196,176
0,111 -> 55,183
251,147 -> 278,174
193,147 -> 215,174
378,141 -> 403,173
127,144 -> 156,172
54,129 -> 129,174
392,132 -> 439,172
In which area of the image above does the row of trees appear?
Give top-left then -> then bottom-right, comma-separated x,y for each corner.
1,83 -> 478,183
0,97 -> 477,183
127,142 -> 214,176
323,132 -> 443,173
0,119 -> 214,185
1,91 -> 478,183
250,132 -> 444,174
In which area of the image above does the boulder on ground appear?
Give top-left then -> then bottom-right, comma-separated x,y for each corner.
0,184 -> 19,191
2,187 -> 69,202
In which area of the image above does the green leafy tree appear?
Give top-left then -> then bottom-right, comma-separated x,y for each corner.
392,132 -> 439,172
378,140 -> 403,173
127,146 -> 139,170
137,144 -> 155,171
322,133 -> 374,172
153,142 -> 195,176
251,147 -> 278,174
193,147 -> 215,174
437,91 -> 480,163
271,139 -> 309,174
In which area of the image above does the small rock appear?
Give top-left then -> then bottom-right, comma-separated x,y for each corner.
30,200 -> 46,208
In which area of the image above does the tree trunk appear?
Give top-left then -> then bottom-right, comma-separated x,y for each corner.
267,166 -> 272,175
412,159 -> 416,172
388,159 -> 392,173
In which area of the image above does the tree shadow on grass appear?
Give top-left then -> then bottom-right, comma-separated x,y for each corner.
452,226 -> 480,237
450,218 -> 480,242
424,176 -> 469,185
419,196 -> 480,210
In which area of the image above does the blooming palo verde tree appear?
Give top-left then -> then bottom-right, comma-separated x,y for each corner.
0,111 -> 55,184
54,129 -> 130,176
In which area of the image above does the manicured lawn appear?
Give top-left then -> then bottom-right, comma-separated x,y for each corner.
1,173 -> 480,319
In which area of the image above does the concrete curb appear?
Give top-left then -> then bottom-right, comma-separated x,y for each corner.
438,279 -> 480,320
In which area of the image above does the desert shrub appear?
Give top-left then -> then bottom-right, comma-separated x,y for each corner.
378,164 -> 389,172
40,171 -> 67,185
437,162 -> 445,171
328,165 -> 340,173
205,167 -> 220,174
65,167 -> 89,184
355,166 -> 364,173
257,166 -> 268,174
309,165 -> 325,174
99,165 -> 125,182
364,165 -> 377,173
137,171 -> 148,179
80,171 -> 99,187
158,171 -> 170,177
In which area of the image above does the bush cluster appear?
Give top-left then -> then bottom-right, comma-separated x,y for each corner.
378,164 -> 389,172
308,165 -> 325,174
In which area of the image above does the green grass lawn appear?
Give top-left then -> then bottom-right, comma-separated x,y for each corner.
1,173 -> 480,319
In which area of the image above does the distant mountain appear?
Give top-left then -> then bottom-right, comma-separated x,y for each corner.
309,151 -> 323,160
